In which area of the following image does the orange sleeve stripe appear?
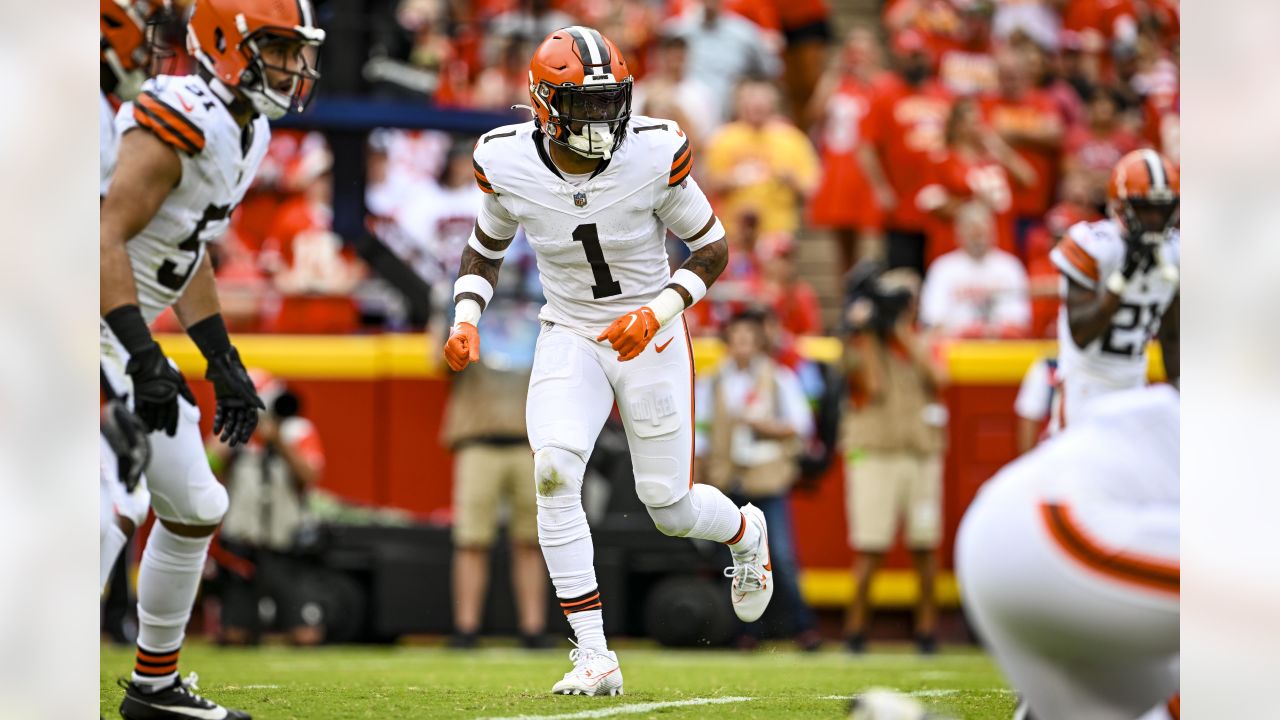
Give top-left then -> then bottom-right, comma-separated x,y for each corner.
669,163 -> 692,187
133,99 -> 203,155
1041,502 -> 1179,595
1166,694 -> 1180,720
1058,238 -> 1099,281
669,139 -> 692,186
132,109 -> 192,154
137,93 -> 205,152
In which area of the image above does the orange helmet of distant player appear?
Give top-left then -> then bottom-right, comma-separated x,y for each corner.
101,0 -> 171,101
186,0 -> 325,120
1108,149 -> 1180,243
527,27 -> 633,160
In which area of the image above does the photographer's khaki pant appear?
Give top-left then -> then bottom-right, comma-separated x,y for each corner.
845,450 -> 942,552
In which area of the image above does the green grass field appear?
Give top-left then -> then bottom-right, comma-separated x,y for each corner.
100,641 -> 1014,719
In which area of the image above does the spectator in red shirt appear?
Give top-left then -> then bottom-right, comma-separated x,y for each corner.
1023,171 -> 1102,338
916,96 -> 1034,264
1063,85 -> 1144,209
858,29 -> 953,277
982,44 -> 1065,249
757,233 -> 823,336
808,27 -> 890,268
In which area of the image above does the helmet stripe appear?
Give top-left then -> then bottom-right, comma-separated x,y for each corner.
1142,148 -> 1166,191
568,25 -> 603,70
586,28 -> 611,67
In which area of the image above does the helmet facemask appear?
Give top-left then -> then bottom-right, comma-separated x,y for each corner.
536,78 -> 632,160
237,26 -> 323,120
101,0 -> 172,101
1116,195 -> 1179,245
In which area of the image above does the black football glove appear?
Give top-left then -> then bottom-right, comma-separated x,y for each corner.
101,399 -> 151,492
124,343 -> 195,437
206,346 -> 264,446
1120,233 -> 1156,280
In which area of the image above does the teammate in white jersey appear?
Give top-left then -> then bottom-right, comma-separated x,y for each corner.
957,384 -> 1179,720
100,0 -> 169,598
444,27 -> 774,696
1050,149 -> 1180,428
100,1 -> 323,718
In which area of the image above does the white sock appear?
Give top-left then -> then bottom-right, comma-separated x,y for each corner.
101,522 -> 128,594
684,484 -> 758,549
567,608 -> 607,652
132,524 -> 212,688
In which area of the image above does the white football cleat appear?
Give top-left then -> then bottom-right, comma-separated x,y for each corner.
724,503 -> 773,622
550,645 -> 624,696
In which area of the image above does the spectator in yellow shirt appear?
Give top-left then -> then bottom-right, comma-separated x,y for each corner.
704,80 -> 821,239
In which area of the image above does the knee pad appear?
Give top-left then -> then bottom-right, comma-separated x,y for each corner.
645,489 -> 697,538
633,454 -> 682,508
152,466 -> 227,527
533,446 -> 590,548
533,446 -> 585,499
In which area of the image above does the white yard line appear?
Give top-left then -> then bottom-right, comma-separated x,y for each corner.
482,696 -> 754,720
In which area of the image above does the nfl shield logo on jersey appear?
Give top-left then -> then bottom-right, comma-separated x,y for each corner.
574,191 -> 588,207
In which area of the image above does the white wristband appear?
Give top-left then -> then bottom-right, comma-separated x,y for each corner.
454,274 -> 494,307
467,231 -> 508,260
646,287 -> 687,328
1105,271 -> 1127,296
454,298 -> 482,327
670,268 -> 708,305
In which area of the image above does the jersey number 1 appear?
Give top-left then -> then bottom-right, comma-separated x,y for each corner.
572,223 -> 622,299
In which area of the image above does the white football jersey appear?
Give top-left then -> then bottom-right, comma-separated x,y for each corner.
1009,384 -> 1179,507
1051,218 -> 1180,388
101,91 -> 118,196
472,115 -> 722,336
112,74 -> 270,324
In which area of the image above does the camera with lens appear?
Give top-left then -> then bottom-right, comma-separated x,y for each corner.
842,260 -> 916,338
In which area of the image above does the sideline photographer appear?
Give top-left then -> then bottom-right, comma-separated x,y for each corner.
208,370 -> 326,646
839,261 -> 949,654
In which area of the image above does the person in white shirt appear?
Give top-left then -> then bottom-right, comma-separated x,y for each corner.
920,202 -> 1030,338
694,309 -> 819,650
1014,355 -> 1062,454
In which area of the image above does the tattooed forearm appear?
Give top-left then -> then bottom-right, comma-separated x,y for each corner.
455,225 -> 512,311
667,237 -> 728,307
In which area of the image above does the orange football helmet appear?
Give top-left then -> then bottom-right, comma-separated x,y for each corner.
1109,149 -> 1179,243
101,0 -> 170,101
186,0 -> 325,119
528,27 -> 633,159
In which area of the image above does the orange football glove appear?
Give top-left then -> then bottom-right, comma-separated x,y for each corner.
444,322 -> 480,371
597,307 -> 660,361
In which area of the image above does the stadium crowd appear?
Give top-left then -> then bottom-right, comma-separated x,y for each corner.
140,0 -> 1179,343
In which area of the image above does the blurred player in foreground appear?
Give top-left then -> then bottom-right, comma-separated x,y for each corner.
957,384 -> 1179,720
445,27 -> 773,696
1050,149 -> 1179,428
100,0 -> 323,716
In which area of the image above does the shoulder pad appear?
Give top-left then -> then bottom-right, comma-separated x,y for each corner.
130,76 -> 216,156
472,122 -> 532,194
629,116 -> 691,187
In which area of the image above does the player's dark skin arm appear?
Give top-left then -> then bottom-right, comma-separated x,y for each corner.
455,225 -> 514,311
1064,276 -> 1124,348
1158,292 -> 1180,387
101,129 -> 182,315
666,219 -> 729,306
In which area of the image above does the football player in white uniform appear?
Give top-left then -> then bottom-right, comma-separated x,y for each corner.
100,1 -> 323,717
957,384 -> 1179,720
100,0 -> 167,596
444,27 -> 773,696
1050,149 -> 1180,428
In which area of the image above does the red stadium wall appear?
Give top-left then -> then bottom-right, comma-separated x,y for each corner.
168,336 -> 1162,584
